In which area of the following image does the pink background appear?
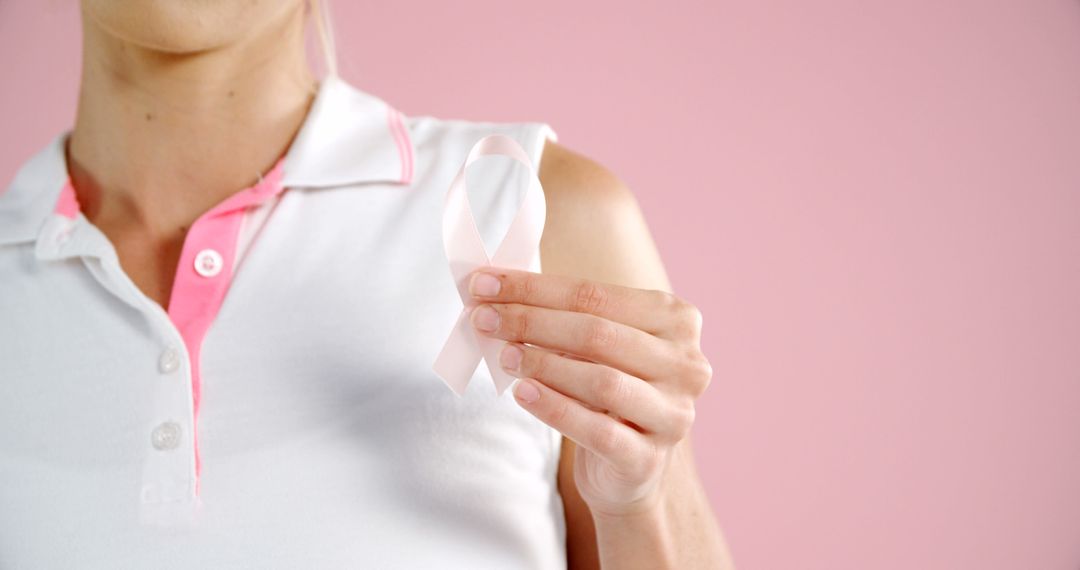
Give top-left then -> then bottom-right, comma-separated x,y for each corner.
3,1 -> 1079,568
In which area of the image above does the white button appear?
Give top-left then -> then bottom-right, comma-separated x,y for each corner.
158,347 -> 180,374
194,249 -> 223,277
151,422 -> 183,450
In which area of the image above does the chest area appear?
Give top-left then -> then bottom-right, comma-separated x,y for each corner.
0,186 -> 556,514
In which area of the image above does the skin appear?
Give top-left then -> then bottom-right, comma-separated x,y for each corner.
71,1 -> 734,568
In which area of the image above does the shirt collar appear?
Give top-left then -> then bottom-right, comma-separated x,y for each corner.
0,74 -> 414,249
281,73 -> 414,189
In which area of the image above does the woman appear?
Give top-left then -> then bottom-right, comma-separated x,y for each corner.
0,1 -> 732,568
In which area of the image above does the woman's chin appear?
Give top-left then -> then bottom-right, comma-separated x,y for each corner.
81,0 -> 302,55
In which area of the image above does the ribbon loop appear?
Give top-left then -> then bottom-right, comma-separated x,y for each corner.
432,134 -> 547,396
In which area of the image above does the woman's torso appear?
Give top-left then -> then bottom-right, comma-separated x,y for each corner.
0,75 -> 565,569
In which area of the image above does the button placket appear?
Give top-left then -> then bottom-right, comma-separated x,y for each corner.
141,330 -> 199,522
134,171 -> 278,523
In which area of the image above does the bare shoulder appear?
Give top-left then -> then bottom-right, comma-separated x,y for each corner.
536,139 -> 672,293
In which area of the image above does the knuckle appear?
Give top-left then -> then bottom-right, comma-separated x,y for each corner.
530,349 -> 555,380
571,281 -> 610,314
673,401 -> 696,438
687,304 -> 704,332
657,289 -> 680,309
508,305 -> 532,341
546,397 -> 571,426
518,272 -> 542,304
695,354 -> 714,391
595,367 -> 631,411
583,320 -> 619,353
697,373 -> 712,397
592,422 -> 625,457
671,298 -> 703,338
648,288 -> 673,308
680,351 -> 713,396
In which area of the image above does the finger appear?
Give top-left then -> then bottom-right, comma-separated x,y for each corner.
512,377 -> 657,474
468,267 -> 686,338
470,302 -> 681,382
499,342 -> 691,441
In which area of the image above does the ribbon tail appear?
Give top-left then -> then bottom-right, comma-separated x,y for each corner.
432,308 -> 484,396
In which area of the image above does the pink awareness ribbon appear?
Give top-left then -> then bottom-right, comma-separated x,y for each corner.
432,134 -> 547,396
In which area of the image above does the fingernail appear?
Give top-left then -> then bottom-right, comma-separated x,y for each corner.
471,304 -> 500,332
470,272 -> 501,297
500,343 -> 523,372
514,379 -> 540,403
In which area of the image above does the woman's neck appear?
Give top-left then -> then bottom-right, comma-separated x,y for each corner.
68,2 -> 317,238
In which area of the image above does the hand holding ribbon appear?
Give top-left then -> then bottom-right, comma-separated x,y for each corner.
432,134 -> 720,557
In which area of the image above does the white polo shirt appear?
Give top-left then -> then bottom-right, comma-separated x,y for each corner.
0,74 -> 565,569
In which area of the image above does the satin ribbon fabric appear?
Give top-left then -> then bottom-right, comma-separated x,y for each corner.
432,134 -> 547,396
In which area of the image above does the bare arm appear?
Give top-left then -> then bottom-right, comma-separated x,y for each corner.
512,139 -> 734,568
